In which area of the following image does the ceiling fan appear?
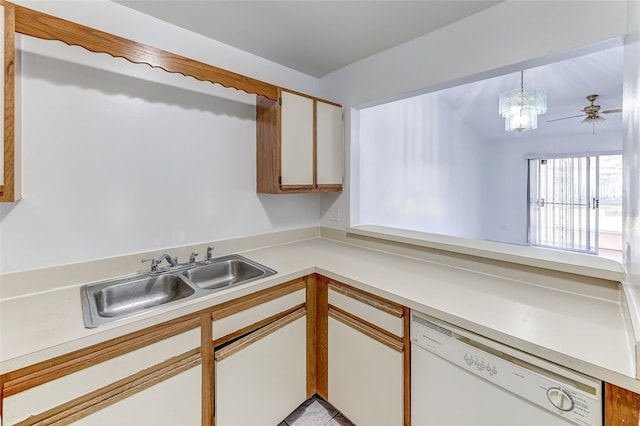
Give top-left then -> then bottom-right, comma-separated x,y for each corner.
547,94 -> 622,134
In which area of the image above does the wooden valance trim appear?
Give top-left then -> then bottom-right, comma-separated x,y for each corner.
13,4 -> 279,100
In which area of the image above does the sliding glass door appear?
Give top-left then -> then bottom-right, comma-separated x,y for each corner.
529,153 -> 623,256
529,155 -> 599,253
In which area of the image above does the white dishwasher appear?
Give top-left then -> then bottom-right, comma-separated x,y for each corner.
411,311 -> 602,426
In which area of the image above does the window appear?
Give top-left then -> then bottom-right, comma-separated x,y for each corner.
528,154 -> 622,256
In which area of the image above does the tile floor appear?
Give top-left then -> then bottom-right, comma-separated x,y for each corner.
278,395 -> 355,426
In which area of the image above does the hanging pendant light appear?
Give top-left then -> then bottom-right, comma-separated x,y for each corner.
499,70 -> 547,132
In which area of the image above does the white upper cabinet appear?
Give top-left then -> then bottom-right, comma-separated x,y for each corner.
280,91 -> 314,186
257,90 -> 343,193
316,101 -> 343,186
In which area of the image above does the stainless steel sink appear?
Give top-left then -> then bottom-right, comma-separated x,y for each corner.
182,254 -> 277,290
80,254 -> 277,328
81,274 -> 197,328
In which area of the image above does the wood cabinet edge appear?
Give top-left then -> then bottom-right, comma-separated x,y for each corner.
0,1 -> 17,202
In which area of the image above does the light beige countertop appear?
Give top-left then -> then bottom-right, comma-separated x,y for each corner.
1,234 -> 637,392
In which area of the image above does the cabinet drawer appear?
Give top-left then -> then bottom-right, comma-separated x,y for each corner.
213,288 -> 306,341
328,283 -> 403,337
3,328 -> 200,425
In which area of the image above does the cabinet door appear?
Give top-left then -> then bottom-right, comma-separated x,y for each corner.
2,327 -> 201,425
328,317 -> 404,426
280,91 -> 314,186
215,311 -> 307,426
73,365 -> 201,426
316,101 -> 343,186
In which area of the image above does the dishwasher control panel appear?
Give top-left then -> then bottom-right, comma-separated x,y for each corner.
464,352 -> 498,376
411,312 -> 602,426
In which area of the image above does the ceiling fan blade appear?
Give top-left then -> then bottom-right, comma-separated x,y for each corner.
547,114 -> 586,122
601,108 -> 622,114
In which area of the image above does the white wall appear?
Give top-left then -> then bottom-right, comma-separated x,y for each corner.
623,0 -> 640,280
318,0 -> 628,231
356,84 -> 622,247
0,2 -> 321,274
359,93 -> 484,239
482,130 -> 623,245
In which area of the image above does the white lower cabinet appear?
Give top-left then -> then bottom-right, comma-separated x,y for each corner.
2,327 -> 202,426
1,276 -> 409,426
74,365 -> 202,426
328,317 -> 404,426
215,314 -> 307,426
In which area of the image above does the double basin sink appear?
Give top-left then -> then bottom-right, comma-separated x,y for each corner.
81,255 -> 276,328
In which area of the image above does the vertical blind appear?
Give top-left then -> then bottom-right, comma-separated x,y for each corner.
529,156 -> 598,253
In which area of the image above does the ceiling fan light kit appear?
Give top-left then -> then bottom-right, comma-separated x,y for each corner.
547,94 -> 622,135
581,115 -> 606,126
499,70 -> 547,132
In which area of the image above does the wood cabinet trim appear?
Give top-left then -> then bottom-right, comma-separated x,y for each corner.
211,278 -> 306,321
305,274 -> 318,398
214,307 -> 306,362
1,316 -> 201,397
13,349 -> 201,426
328,306 -> 404,353
258,89 -> 343,195
256,95 -> 280,194
13,4 -> 278,101
0,0 -> 15,202
315,184 -> 343,192
316,275 -> 329,400
328,281 -> 404,318
200,314 -> 214,426
1,279 -> 305,398
605,382 -> 640,425
279,88 -> 341,108
1,4 -> 341,201
280,185 -> 315,192
329,303 -> 403,342
402,306 -> 411,426
212,303 -> 306,348
313,99 -> 318,187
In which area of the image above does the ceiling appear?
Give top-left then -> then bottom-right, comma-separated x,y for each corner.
115,0 -> 502,78
436,45 -> 623,141
114,1 -> 623,140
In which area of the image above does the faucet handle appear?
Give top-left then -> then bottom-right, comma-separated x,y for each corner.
141,258 -> 158,272
206,246 -> 215,261
189,252 -> 199,264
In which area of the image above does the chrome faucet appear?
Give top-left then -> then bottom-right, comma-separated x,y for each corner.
206,246 -> 215,262
155,253 -> 178,267
142,253 -> 178,273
